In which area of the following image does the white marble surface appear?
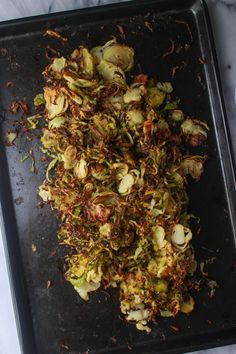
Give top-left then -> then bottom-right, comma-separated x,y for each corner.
0,1 -> 236,354
206,0 -> 236,158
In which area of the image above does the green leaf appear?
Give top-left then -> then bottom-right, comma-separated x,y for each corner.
20,154 -> 30,163
27,114 -> 41,129
51,57 -> 66,72
157,82 -> 173,93
34,93 -> 45,106
46,157 -> 58,181
48,116 -> 65,129
4,131 -> 17,145
164,100 -> 180,110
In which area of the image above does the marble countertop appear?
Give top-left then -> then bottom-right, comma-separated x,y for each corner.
0,1 -> 236,354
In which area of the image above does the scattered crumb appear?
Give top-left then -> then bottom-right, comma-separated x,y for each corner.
163,39 -> 175,57
20,154 -> 30,163
134,74 -> 148,85
207,280 -> 218,297
10,100 -> 30,114
4,81 -> 13,88
199,57 -> 206,65
0,47 -> 8,56
47,280 -> 52,289
60,343 -> 69,350
117,25 -> 125,38
44,29 -> 67,42
29,149 -> 36,174
4,131 -> 17,145
110,336 -> 117,344
144,21 -> 153,32
171,62 -> 186,78
32,244 -> 37,252
14,196 -> 24,206
200,261 -> 208,277
48,249 -> 57,259
45,44 -> 60,60
160,332 -> 166,341
170,325 -> 179,332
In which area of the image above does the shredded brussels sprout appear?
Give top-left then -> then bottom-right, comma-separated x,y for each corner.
38,40 -> 209,333
34,93 -> 45,106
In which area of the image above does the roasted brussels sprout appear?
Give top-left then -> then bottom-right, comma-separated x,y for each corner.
44,87 -> 68,119
103,43 -> 134,72
146,87 -> 166,108
38,40 -> 209,333
91,39 -> 134,72
181,118 -> 209,146
97,59 -> 126,87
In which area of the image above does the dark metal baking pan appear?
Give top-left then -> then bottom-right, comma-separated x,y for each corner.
0,0 -> 236,353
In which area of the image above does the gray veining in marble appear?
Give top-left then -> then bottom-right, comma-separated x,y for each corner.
0,0 -> 129,21
207,0 -> 236,158
0,1 -> 236,354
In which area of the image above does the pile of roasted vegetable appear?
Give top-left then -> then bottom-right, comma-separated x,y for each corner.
38,39 -> 208,332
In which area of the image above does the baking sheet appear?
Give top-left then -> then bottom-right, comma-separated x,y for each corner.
0,0 -> 236,353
